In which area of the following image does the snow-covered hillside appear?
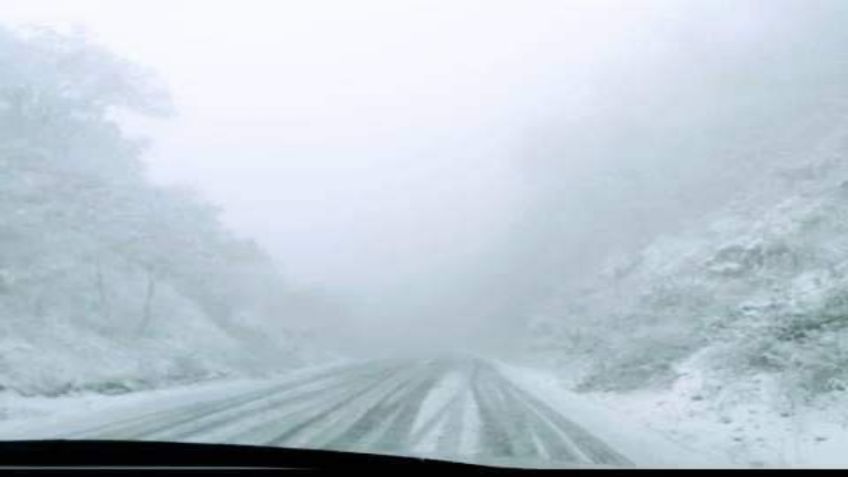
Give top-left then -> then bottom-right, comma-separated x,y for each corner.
0,27 -> 336,397
522,115 -> 848,465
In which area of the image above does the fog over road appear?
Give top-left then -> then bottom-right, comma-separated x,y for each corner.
0,358 -> 636,468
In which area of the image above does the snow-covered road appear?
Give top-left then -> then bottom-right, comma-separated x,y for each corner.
0,358 -> 710,468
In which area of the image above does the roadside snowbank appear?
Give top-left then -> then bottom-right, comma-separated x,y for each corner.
495,361 -> 735,468
0,360 -> 352,441
587,378 -> 848,469
504,358 -> 848,468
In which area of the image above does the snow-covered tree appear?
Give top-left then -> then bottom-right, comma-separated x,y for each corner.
0,26 -> 332,395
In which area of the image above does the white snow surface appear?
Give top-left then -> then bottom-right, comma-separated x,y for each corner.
0,360 -> 352,440
585,377 -> 848,469
494,361 -> 732,468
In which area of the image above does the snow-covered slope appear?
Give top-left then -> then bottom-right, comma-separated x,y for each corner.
0,27 -> 336,398
520,114 -> 848,466
521,115 -> 848,466
530,120 -> 848,390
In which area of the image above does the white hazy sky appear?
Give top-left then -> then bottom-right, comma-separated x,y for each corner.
0,0 -> 688,294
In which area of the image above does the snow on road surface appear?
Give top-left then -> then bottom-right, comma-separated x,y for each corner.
0,358 -> 713,468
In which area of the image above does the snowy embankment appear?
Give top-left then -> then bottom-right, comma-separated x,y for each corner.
508,354 -> 848,468
0,359 -> 352,440
0,26 -> 341,400
523,150 -> 848,468
494,361 -> 731,468
583,365 -> 848,469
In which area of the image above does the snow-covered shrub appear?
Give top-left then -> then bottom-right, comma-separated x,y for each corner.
529,143 -> 848,399
0,27 -> 332,396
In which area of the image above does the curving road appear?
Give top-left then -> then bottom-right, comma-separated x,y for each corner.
4,358 -> 635,468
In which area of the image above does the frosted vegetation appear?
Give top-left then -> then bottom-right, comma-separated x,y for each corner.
518,3 -> 848,411
0,27 -> 333,396
528,149 -> 848,398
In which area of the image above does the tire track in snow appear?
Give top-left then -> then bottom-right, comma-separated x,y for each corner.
280,361 -> 435,450
146,362 -> 401,442
482,363 -> 634,467
227,364 -> 408,446
12,357 -> 637,468
260,363 -> 421,447
313,360 -> 446,453
365,361 -> 447,452
64,361 -> 391,441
